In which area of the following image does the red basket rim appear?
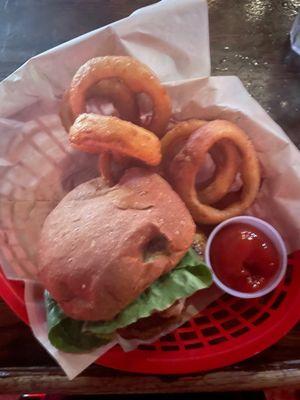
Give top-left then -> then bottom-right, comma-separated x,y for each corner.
0,252 -> 299,375
99,253 -> 300,374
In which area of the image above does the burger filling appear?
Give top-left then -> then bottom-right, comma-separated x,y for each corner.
46,247 -> 212,352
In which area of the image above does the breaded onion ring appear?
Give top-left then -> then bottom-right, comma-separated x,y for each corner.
161,119 -> 240,205
200,139 -> 240,205
98,152 -> 114,185
68,56 -> 172,137
169,120 -> 260,224
60,78 -> 139,131
60,91 -> 74,132
98,152 -> 132,186
88,78 -> 139,123
161,120 -> 207,169
69,113 -> 162,166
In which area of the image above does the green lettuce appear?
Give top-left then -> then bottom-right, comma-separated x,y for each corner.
46,249 -> 212,353
46,293 -> 111,353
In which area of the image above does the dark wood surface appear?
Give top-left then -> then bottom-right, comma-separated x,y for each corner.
0,0 -> 300,394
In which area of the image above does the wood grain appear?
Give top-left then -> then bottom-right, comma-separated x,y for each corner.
1,363 -> 300,394
209,0 -> 300,148
0,0 -> 300,393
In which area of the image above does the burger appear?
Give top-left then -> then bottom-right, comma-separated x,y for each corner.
38,168 -> 212,352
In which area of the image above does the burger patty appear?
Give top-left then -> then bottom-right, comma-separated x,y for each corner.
118,299 -> 186,340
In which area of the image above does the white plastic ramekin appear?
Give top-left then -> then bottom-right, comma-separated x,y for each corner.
204,216 -> 287,298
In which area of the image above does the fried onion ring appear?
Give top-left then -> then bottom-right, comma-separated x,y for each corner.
88,78 -> 139,123
98,152 -> 114,185
68,56 -> 172,137
98,151 -> 161,186
60,78 -> 139,131
161,119 -> 240,205
199,139 -> 240,205
60,90 -> 74,132
169,120 -> 260,224
69,113 -> 162,166
98,152 -> 133,186
161,119 -> 207,169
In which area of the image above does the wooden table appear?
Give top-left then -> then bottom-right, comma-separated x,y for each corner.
0,0 -> 300,394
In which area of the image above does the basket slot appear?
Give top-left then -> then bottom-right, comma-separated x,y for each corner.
231,327 -> 250,338
179,331 -> 198,341
241,307 -> 260,320
138,344 -> 156,351
208,336 -> 227,345
212,309 -> 230,320
161,345 -> 180,352
201,326 -> 220,337
160,334 -> 176,343
193,315 -> 211,327
230,301 -> 249,312
284,265 -> 293,286
271,291 -> 287,310
185,342 -> 204,350
253,312 -> 270,326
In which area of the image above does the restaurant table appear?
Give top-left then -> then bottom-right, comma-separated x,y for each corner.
0,0 -> 300,395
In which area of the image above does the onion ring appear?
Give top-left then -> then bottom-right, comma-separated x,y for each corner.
98,152 -> 132,186
199,139 -> 240,205
98,151 -> 161,186
60,90 -> 74,132
169,120 -> 260,224
98,152 -> 114,185
60,78 -> 139,131
161,119 -> 240,205
68,56 -> 172,137
161,119 -> 207,170
87,78 -> 139,123
69,113 -> 162,166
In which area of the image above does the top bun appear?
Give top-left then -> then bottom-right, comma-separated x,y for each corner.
38,168 -> 195,321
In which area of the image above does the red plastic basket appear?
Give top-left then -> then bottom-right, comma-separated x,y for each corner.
1,252 -> 300,375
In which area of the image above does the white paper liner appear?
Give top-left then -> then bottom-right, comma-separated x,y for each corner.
117,285 -> 222,351
0,0 -> 299,379
24,281 -> 117,380
25,279 -> 222,378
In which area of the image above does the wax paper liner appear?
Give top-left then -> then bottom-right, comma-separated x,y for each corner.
25,280 -> 221,380
117,285 -> 222,352
1,0 -> 300,379
25,281 -> 117,380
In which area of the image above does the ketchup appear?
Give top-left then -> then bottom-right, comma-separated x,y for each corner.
210,223 -> 280,293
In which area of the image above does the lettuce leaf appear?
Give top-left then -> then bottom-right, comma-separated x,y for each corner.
85,249 -> 212,335
46,248 -> 212,353
46,293 -> 111,353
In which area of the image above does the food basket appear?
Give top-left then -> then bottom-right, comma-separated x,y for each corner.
1,251 -> 299,375
1,0 -> 300,379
